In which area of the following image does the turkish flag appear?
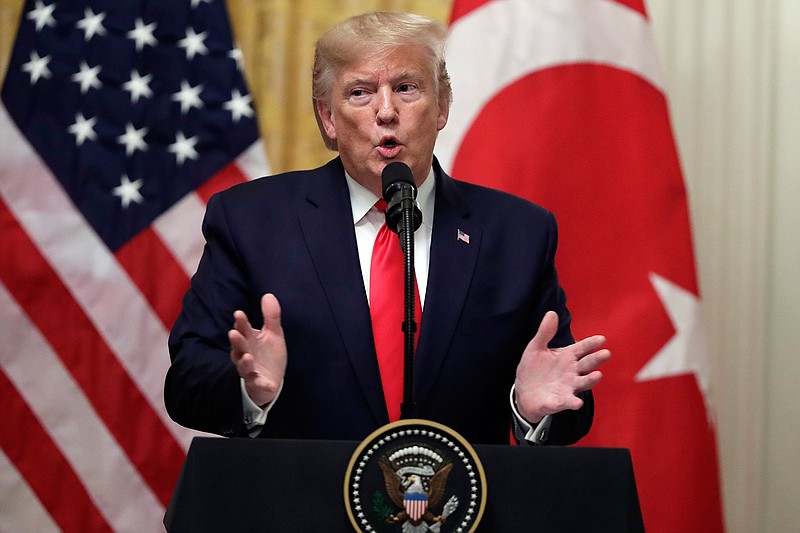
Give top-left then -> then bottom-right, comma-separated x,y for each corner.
440,1 -> 725,531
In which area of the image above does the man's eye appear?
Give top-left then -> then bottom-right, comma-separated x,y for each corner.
397,84 -> 415,92
351,89 -> 366,97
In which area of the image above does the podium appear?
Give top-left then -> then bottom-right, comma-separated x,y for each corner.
165,437 -> 644,532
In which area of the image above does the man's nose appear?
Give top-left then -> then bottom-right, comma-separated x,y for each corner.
375,87 -> 398,124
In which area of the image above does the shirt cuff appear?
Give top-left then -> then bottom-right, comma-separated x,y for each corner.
241,378 -> 283,437
509,385 -> 552,445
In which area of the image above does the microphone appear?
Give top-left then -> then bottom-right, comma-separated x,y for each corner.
380,162 -> 422,419
381,162 -> 422,234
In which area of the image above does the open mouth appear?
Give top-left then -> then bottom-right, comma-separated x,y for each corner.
377,137 -> 401,157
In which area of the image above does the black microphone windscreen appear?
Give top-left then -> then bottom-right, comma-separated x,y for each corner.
381,162 -> 415,199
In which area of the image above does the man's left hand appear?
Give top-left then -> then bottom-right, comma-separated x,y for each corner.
514,311 -> 611,424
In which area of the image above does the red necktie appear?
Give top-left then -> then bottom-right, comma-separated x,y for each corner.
370,200 -> 421,422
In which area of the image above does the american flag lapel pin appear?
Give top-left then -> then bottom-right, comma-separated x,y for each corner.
457,228 -> 470,244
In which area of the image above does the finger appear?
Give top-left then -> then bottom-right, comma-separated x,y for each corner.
571,334 -> 607,359
564,395 -> 584,411
236,352 -> 257,376
232,309 -> 254,338
529,311 -> 558,352
260,293 -> 283,334
574,370 -> 604,393
576,349 -> 611,374
228,329 -> 249,361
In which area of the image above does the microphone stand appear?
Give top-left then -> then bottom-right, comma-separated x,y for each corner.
398,186 -> 417,420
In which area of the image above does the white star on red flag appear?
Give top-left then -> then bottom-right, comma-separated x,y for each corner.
637,272 -> 714,419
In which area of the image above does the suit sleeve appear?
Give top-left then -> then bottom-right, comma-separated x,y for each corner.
164,192 -> 254,437
523,210 -> 594,445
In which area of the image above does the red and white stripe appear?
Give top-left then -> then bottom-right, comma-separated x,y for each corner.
0,98 -> 268,530
404,497 -> 427,522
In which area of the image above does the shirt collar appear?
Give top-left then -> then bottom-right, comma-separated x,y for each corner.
346,166 -> 435,229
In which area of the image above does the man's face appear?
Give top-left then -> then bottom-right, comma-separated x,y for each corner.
316,44 -> 449,195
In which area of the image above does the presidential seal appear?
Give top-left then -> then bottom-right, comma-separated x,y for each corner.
344,419 -> 486,532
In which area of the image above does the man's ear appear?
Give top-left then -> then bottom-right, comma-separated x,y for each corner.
315,98 -> 336,141
312,97 -> 338,151
436,93 -> 450,132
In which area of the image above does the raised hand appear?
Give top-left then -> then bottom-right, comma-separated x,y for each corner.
228,293 -> 287,407
514,311 -> 610,424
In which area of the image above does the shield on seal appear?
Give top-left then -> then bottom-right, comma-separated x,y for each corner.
404,492 -> 428,521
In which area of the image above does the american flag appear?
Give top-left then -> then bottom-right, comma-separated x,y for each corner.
0,0 -> 268,530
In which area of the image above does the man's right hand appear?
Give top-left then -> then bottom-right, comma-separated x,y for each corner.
228,293 -> 287,407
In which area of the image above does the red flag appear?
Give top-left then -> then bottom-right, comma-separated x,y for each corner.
441,1 -> 725,531
0,1 -> 267,530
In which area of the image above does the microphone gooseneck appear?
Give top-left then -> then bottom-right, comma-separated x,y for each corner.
380,162 -> 422,420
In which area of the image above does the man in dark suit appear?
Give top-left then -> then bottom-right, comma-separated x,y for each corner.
165,11 -> 610,446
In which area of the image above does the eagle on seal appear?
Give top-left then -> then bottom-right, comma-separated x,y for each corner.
378,457 -> 457,527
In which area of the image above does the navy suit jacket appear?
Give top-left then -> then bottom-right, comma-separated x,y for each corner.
166,157 -> 592,445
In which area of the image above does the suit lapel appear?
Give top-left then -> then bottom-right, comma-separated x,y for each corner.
295,159 -> 482,422
298,158 -> 387,424
415,165 -> 481,411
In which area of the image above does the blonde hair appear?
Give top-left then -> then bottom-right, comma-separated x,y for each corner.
312,11 -> 453,150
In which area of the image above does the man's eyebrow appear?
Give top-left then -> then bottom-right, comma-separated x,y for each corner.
342,77 -> 374,90
390,69 -> 425,84
341,70 -> 426,90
